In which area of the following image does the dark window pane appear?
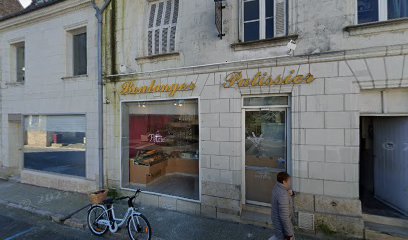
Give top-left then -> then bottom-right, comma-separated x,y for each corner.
16,45 -> 25,82
266,18 -> 274,39
358,0 -> 379,24
244,0 -> 260,21
265,0 -> 274,18
244,21 -> 260,41
73,32 -> 87,76
388,0 -> 408,19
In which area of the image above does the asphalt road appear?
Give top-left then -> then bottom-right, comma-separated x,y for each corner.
0,206 -> 122,240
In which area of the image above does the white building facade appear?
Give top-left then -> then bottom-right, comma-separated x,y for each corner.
103,0 -> 408,238
0,0 -> 100,192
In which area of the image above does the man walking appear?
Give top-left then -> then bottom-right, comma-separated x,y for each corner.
270,172 -> 295,240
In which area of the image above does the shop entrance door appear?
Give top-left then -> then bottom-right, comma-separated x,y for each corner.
244,109 -> 287,206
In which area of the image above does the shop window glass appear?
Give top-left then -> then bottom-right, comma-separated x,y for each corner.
23,115 -> 86,177
122,99 -> 199,200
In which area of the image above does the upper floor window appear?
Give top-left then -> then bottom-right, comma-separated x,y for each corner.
242,0 -> 287,42
73,32 -> 87,76
358,0 -> 408,24
147,0 -> 179,56
66,26 -> 87,77
11,41 -> 25,83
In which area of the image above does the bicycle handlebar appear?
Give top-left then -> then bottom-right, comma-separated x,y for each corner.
113,189 -> 142,208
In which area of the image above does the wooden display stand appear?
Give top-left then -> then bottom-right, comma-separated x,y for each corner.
129,159 -> 167,185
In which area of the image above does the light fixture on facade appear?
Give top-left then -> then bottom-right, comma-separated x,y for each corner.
287,40 -> 297,55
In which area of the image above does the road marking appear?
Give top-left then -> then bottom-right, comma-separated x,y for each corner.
4,227 -> 34,240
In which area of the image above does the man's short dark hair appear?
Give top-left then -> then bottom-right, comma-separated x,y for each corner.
277,172 -> 290,183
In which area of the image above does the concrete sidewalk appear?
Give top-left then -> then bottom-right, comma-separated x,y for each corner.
0,180 -> 316,240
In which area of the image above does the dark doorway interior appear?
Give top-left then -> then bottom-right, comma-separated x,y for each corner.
360,117 -> 408,219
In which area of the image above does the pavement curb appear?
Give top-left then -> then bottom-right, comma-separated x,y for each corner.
0,199 -> 87,230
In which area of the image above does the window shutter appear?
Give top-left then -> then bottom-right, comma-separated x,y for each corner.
274,0 -> 287,37
147,0 -> 179,56
148,4 -> 156,55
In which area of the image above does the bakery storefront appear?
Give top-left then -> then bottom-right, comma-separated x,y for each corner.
109,64 -> 316,206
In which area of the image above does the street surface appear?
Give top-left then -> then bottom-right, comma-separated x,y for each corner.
0,204 -> 317,240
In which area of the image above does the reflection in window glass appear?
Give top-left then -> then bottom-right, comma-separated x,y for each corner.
23,115 -> 86,177
244,21 -> 260,42
73,32 -> 87,76
16,44 -> 25,83
358,0 -> 379,24
388,0 -> 408,19
122,99 -> 199,200
244,0 -> 260,21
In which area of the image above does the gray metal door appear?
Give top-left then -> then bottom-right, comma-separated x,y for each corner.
373,117 -> 408,215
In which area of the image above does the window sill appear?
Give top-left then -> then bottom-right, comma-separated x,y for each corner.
344,17 -> 408,36
135,52 -> 180,64
6,81 -> 24,86
231,35 -> 298,51
61,74 -> 88,80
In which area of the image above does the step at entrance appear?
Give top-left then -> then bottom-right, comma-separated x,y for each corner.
364,214 -> 408,240
364,222 -> 408,240
241,204 -> 272,228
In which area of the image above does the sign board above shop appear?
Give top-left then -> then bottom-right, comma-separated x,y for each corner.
119,70 -> 315,97
120,80 -> 196,97
223,70 -> 315,88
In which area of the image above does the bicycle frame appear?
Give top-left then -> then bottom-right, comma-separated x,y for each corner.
95,204 -> 142,233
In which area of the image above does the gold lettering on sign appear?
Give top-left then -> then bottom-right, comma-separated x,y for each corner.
120,80 -> 196,97
223,71 -> 316,88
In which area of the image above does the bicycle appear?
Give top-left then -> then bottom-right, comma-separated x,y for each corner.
87,189 -> 152,240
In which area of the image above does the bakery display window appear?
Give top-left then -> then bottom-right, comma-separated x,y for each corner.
121,99 -> 199,200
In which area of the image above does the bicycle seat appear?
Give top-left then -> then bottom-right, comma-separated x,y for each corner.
103,197 -> 114,205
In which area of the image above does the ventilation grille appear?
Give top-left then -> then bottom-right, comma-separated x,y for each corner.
298,212 -> 315,231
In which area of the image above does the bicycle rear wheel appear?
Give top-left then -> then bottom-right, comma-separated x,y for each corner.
87,205 -> 109,236
127,214 -> 152,240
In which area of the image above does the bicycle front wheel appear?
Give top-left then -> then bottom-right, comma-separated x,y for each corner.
87,205 -> 109,236
127,214 -> 152,240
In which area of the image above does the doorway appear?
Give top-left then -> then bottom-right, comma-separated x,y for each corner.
360,116 -> 408,218
243,96 -> 289,206
8,115 -> 23,171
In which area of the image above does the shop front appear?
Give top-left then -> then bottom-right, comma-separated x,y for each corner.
104,47 -> 407,238
106,62 -> 317,210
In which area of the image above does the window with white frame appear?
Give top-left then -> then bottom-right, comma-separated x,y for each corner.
242,0 -> 287,42
147,0 -> 179,56
358,0 -> 408,24
11,41 -> 25,83
66,27 -> 87,77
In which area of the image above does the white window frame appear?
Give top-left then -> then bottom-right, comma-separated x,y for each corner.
65,25 -> 87,77
9,40 -> 25,83
240,0 -> 287,42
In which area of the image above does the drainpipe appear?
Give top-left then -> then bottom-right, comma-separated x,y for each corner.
92,0 -> 112,190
